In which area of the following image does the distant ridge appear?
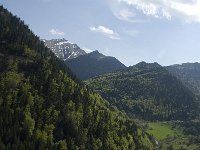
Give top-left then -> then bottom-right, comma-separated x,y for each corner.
65,50 -> 126,80
166,62 -> 200,96
86,61 -> 198,121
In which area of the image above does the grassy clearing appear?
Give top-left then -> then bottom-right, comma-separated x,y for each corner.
147,122 -> 200,150
147,122 -> 180,140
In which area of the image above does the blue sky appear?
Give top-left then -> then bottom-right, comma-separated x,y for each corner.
1,0 -> 200,66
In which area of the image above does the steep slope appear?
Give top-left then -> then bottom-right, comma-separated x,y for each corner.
0,6 -> 154,149
43,38 -> 86,60
65,50 -> 126,80
86,62 -> 198,121
166,63 -> 200,96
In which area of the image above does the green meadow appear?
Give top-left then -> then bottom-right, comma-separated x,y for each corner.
147,122 -> 200,150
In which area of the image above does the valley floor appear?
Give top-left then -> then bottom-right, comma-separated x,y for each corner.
147,122 -> 200,150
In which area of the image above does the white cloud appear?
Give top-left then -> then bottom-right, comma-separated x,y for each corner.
170,0 -> 200,22
162,9 -> 172,20
90,25 -> 120,40
49,29 -> 65,36
119,9 -> 136,21
111,0 -> 200,23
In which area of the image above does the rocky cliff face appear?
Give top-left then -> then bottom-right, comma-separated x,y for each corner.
43,38 -> 86,60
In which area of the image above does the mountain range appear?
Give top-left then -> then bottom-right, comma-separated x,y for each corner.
85,61 -> 199,121
0,6 -> 154,149
43,39 -> 126,80
43,38 -> 200,122
2,4 -> 200,149
45,38 -> 200,100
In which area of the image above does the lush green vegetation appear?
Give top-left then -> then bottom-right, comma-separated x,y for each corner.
147,122 -> 200,150
166,63 -> 200,96
148,122 -> 179,140
65,50 -> 126,80
86,61 -> 199,121
0,6 -> 155,149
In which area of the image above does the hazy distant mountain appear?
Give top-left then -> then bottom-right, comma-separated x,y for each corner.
86,61 -> 198,121
166,62 -> 200,96
43,38 -> 86,60
65,50 -> 126,80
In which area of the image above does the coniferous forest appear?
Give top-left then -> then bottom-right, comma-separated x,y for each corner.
0,6 -> 155,150
2,2 -> 200,150
86,62 -> 199,121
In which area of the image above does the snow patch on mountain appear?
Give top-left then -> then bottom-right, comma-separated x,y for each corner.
42,38 -> 86,60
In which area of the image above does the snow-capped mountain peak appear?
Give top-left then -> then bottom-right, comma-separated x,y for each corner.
42,38 -> 86,60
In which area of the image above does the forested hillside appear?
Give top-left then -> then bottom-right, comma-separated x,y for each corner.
166,63 -> 200,96
0,6 -> 154,149
65,50 -> 126,80
86,62 -> 199,121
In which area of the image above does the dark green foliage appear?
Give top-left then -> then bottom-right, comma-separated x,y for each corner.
166,144 -> 173,150
166,63 -> 200,96
86,61 -> 198,121
171,120 -> 200,146
65,50 -> 126,80
0,5 -> 154,149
